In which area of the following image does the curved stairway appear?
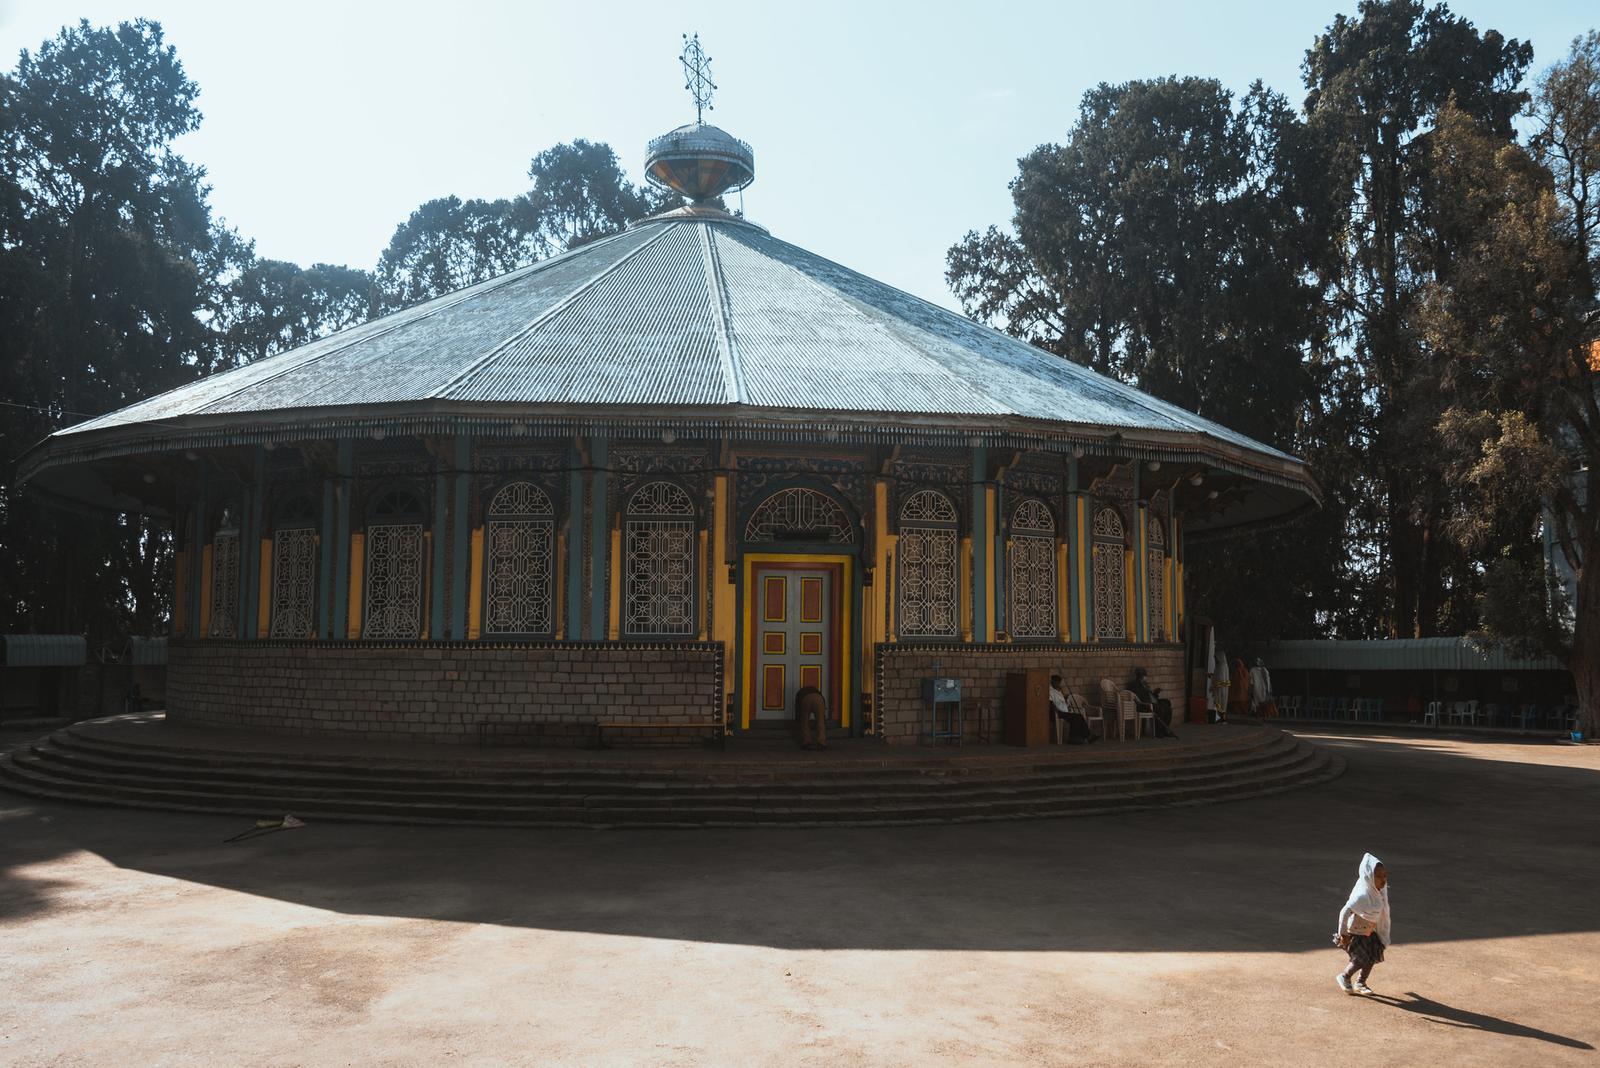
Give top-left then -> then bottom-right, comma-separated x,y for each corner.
0,716 -> 1343,828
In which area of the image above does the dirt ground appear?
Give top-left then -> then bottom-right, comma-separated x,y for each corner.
0,729 -> 1595,1067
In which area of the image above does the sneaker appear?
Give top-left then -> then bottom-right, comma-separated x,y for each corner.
1352,981 -> 1374,996
1336,974 -> 1353,994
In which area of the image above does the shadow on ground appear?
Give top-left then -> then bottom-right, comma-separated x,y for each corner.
1366,991 -> 1592,1050
1,734 -> 1596,967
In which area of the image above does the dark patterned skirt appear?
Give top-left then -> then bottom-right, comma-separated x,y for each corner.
1346,932 -> 1386,969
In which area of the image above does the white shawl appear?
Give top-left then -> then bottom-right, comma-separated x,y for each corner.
1341,852 -> 1392,945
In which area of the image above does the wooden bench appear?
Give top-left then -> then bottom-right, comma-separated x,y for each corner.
594,720 -> 726,750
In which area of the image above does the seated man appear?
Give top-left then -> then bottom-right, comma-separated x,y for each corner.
1049,675 -> 1097,744
1130,667 -> 1178,738
794,685 -> 829,750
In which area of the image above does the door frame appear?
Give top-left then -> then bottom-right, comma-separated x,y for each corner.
740,552 -> 853,731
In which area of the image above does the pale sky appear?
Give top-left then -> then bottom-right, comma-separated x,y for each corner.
2,1 -> 1594,310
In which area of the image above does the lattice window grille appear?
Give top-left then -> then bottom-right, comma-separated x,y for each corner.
1008,498 -> 1057,639
899,488 -> 958,525
485,482 -> 554,636
1091,506 -> 1128,641
363,523 -> 424,639
268,526 -> 317,639
897,488 -> 959,638
209,528 -> 240,639
1147,547 -> 1166,642
745,487 -> 853,543
625,481 -> 696,637
1093,506 -> 1124,539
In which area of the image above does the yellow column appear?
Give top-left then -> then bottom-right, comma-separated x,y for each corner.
466,528 -> 483,639
256,537 -> 272,638
608,527 -> 622,640
346,533 -> 364,639
173,551 -> 189,637
198,544 -> 213,638
873,479 -> 889,648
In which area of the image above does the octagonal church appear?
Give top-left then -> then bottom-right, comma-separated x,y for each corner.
20,114 -> 1318,747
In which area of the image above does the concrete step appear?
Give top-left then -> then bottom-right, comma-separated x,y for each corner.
0,733 -> 1343,827
12,734 -> 1315,810
0,747 -> 1342,827
27,730 -> 1303,798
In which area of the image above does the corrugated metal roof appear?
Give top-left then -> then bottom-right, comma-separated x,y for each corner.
45,213 -> 1300,465
1259,638 -> 1568,673
2,635 -> 87,667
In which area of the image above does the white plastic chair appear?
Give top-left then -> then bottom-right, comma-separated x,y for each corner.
1069,692 -> 1103,741
1116,689 -> 1139,740
1460,700 -> 1479,726
1423,701 -> 1442,726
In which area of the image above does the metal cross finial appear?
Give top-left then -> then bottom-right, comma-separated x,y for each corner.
680,33 -> 716,124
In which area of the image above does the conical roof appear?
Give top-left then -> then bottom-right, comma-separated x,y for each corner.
24,206 -> 1317,529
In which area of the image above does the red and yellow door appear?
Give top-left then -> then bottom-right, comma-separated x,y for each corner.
743,555 -> 851,729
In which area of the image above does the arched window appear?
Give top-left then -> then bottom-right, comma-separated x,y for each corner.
484,481 -> 555,636
1008,498 -> 1057,640
208,502 -> 241,638
744,487 -> 854,544
897,489 -> 958,638
269,495 -> 318,639
624,481 -> 696,637
1092,506 -> 1127,641
1147,515 -> 1166,643
363,488 -> 426,639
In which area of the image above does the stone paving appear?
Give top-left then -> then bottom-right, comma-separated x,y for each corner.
0,730 -> 1595,1066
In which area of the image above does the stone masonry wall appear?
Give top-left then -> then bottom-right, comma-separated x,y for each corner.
875,643 -> 1185,745
168,640 -> 724,746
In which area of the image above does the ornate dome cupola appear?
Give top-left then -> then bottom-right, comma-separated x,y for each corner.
644,34 -> 754,203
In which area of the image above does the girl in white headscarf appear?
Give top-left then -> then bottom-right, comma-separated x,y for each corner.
1333,853 -> 1391,995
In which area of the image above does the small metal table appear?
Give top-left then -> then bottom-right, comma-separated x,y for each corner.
921,676 -> 963,746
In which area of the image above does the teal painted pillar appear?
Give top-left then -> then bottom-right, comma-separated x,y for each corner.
451,435 -> 471,639
1133,465 -> 1147,644
332,440 -> 354,639
242,448 -> 266,638
190,463 -> 208,638
588,436 -> 609,640
431,454 -> 448,639
1066,456 -> 1081,642
565,443 -> 586,640
970,447 -> 987,641
318,475 -> 335,639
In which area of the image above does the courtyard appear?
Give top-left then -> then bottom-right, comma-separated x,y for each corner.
0,730 -> 1594,1067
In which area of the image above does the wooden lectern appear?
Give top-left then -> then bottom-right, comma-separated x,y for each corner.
1003,669 -> 1052,747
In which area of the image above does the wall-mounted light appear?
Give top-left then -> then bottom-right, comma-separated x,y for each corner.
141,472 -> 157,485
184,450 -> 198,461
371,426 -> 387,442
1147,460 -> 1161,472
661,428 -> 678,444
1070,446 -> 1085,459
1207,490 -> 1219,500
1189,474 -> 1204,487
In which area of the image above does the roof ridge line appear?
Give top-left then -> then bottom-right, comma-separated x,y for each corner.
699,225 -> 746,405
437,224 -> 679,400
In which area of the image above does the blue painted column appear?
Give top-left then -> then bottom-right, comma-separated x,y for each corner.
970,447 -> 988,642
1066,456 -> 1081,642
331,440 -> 354,639
318,474 -> 335,639
430,450 -> 448,639
191,463 -> 208,637
588,436 -> 609,640
1133,465 -> 1147,644
565,442 -> 586,640
242,447 -> 266,638
451,435 -> 471,639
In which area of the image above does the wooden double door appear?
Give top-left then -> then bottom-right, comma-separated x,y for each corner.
750,560 -> 845,726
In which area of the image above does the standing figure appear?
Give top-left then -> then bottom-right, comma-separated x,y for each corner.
1248,658 -> 1273,715
1229,654 -> 1249,719
1212,649 -> 1231,722
1334,853 -> 1392,996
